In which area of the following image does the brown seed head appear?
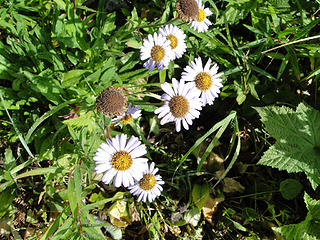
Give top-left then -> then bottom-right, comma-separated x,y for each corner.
169,95 -> 189,118
175,0 -> 199,23
96,86 -> 128,117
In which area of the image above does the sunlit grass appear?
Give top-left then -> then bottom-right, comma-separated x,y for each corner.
0,0 -> 319,239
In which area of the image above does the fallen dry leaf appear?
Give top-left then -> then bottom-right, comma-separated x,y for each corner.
108,200 -> 130,228
202,195 -> 224,224
222,177 -> 245,193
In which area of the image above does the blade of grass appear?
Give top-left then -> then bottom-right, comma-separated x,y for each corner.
213,115 -> 241,188
25,99 -> 77,143
0,92 -> 34,158
173,111 -> 237,179
196,117 -> 230,172
285,46 -> 300,80
277,54 -> 289,80
262,35 -> 320,54
14,167 -> 68,180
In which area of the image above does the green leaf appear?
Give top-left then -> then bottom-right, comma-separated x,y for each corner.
4,148 -> 16,171
0,92 -> 34,158
25,99 -> 77,142
192,182 -> 210,210
63,111 -> 97,133
15,167 -> 68,180
279,179 -> 303,200
0,188 -> 14,218
255,103 -> 320,189
102,12 -> 116,35
62,70 -> 88,88
274,192 -> 320,239
285,46 -> 300,80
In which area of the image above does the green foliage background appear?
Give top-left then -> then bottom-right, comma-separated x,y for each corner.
0,0 -> 320,239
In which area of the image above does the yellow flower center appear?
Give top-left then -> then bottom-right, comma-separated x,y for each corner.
151,45 -> 165,62
139,173 -> 156,190
169,95 -> 189,118
111,151 -> 132,171
166,34 -> 178,49
198,9 -> 205,22
120,114 -> 133,125
195,72 -> 212,91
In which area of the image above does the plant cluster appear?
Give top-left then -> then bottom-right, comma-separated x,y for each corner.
0,0 -> 320,239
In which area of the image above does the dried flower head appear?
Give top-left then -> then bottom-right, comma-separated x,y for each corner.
96,87 -> 128,117
175,0 -> 199,23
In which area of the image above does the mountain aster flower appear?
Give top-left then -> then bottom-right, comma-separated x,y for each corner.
128,162 -> 164,203
112,103 -> 142,126
189,0 -> 212,33
154,78 -> 202,132
94,134 -> 148,188
181,57 -> 223,106
159,24 -> 187,60
140,32 -> 174,71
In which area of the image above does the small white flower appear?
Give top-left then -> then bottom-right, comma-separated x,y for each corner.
128,162 -> 164,203
154,78 -> 202,132
112,103 -> 142,126
159,24 -> 187,60
181,57 -> 223,106
140,32 -> 174,71
94,134 -> 148,188
189,0 -> 212,33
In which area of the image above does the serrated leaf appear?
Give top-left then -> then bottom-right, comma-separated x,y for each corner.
63,111 -> 96,133
255,103 -> 320,189
279,179 -> 303,200
192,183 -> 210,210
273,192 -> 320,240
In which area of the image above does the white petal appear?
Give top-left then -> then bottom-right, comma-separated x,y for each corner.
102,168 -> 117,184
114,171 -> 123,188
161,82 -> 175,97
175,119 -> 181,132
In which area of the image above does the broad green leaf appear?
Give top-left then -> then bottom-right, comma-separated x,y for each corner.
102,12 -> 116,35
0,188 -> 14,218
255,103 -> 320,189
192,182 -> 210,210
62,70 -> 88,88
4,148 -> 16,171
279,179 -> 303,200
274,193 -> 320,239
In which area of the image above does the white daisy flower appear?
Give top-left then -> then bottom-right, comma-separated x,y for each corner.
128,162 -> 164,203
140,32 -> 174,71
189,0 -> 212,33
181,57 -> 223,106
159,24 -> 187,60
112,103 -> 142,126
94,134 -> 148,188
154,78 -> 202,132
